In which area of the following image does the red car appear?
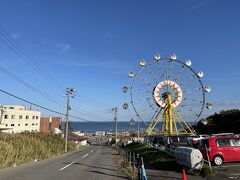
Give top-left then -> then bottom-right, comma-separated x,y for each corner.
199,134 -> 240,166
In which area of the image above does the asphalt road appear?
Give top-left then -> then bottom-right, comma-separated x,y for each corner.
145,163 -> 240,180
212,162 -> 240,179
0,145 -> 128,180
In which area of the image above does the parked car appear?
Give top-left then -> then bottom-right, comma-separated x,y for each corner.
199,134 -> 240,166
188,134 -> 209,148
163,135 -> 189,147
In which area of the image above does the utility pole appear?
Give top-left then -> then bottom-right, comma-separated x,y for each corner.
112,107 -> 118,145
137,115 -> 140,141
65,88 -> 76,153
0,105 -> 5,124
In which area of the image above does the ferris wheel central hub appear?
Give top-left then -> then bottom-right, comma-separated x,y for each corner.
162,92 -> 171,99
153,80 -> 183,108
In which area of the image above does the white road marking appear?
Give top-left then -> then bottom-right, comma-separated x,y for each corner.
59,161 -> 77,171
222,165 -> 240,168
90,150 -> 94,153
82,154 -> 88,158
229,174 -> 240,176
59,152 -> 90,171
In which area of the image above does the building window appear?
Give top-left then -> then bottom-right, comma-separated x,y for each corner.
26,116 -> 29,119
35,123 -> 38,125
11,115 -> 15,119
4,115 -> 8,119
11,124 -> 14,127
36,116 -> 39,119
32,116 -> 35,119
25,123 -> 28,126
5,124 -> 8,127
19,115 -> 22,119
32,123 -> 34,126
18,124 -> 20,126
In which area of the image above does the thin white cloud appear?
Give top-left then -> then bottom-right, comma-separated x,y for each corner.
104,32 -> 113,38
213,100 -> 240,107
114,70 -> 129,75
12,32 -> 23,39
189,0 -> 208,10
56,43 -> 71,54
67,61 -> 116,68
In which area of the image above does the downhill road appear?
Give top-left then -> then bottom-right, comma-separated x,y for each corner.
0,145 -> 128,180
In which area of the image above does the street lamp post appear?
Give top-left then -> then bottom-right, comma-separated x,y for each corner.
112,107 -> 118,145
65,88 -> 75,153
137,115 -> 140,141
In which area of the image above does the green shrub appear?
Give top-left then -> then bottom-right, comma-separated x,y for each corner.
200,164 -> 214,177
125,142 -> 179,171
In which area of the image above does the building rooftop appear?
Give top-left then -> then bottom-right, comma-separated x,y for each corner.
2,105 -> 40,112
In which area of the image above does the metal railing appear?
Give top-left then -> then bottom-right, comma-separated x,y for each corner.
120,149 -> 147,180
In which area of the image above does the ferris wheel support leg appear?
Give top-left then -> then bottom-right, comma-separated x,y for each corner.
145,108 -> 164,135
167,94 -> 173,136
164,110 -> 168,133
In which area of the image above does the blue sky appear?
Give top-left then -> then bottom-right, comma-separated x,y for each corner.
0,0 -> 239,122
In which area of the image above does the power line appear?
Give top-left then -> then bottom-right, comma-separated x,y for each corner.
0,88 -> 113,123
0,65 -> 66,108
0,26 -> 112,114
0,65 -> 111,121
74,95 -> 110,111
71,108 -> 110,121
75,92 -> 112,109
0,64 -> 112,121
71,101 -> 111,119
0,89 -> 66,116
0,26 -> 66,92
73,95 -> 114,120
0,26 -> 115,121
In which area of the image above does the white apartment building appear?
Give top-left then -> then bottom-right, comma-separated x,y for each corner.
95,131 -> 106,136
0,105 -> 41,133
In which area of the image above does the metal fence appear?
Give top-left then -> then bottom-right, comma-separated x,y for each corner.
119,149 -> 147,180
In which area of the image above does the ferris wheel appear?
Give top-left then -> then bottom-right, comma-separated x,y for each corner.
122,53 -> 212,136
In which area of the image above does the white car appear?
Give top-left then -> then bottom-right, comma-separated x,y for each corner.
188,135 -> 209,148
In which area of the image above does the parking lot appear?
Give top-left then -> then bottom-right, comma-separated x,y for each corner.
213,162 -> 240,179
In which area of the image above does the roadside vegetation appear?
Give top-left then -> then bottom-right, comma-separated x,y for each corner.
125,142 -> 214,177
194,109 -> 240,134
0,132 -> 78,169
125,142 -> 179,171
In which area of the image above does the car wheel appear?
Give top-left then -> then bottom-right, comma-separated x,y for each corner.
213,155 -> 223,166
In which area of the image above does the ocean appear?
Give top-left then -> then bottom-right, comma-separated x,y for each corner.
69,121 -> 148,133
67,121 -> 193,133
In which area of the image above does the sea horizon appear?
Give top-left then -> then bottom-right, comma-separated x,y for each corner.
65,121 -> 191,133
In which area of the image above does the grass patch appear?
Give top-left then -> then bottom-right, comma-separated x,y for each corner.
125,142 -> 215,177
125,142 -> 179,171
0,132 -> 79,169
